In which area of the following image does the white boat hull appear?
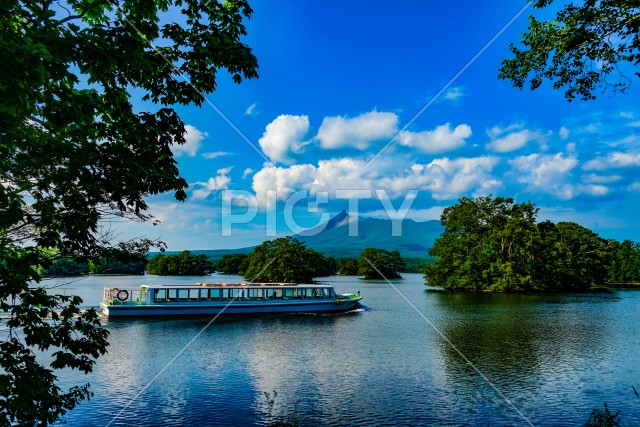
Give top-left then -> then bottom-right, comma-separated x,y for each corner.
101,299 -> 361,317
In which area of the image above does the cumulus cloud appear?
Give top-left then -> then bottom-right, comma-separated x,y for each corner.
486,123 -> 546,153
509,153 -> 595,199
397,123 -> 471,154
559,126 -> 570,139
383,157 -> 501,200
583,152 -> 640,170
258,115 -> 310,164
191,167 -> 232,200
172,124 -> 207,157
251,156 -> 500,206
315,111 -> 398,149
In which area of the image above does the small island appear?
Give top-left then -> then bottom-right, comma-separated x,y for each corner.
424,196 -> 640,292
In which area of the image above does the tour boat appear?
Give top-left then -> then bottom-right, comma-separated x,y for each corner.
100,282 -> 363,317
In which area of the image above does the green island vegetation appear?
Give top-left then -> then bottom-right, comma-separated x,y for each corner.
1,0 -> 258,424
40,257 -> 146,276
146,251 -> 215,276
424,196 -> 640,292
358,248 -> 406,279
217,253 -> 249,274
241,237 -> 337,283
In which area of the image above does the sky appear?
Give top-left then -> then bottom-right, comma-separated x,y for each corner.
116,0 -> 640,251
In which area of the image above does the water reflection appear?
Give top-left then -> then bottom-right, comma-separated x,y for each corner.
48,274 -> 640,426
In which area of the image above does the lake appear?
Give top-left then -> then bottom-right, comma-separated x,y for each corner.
45,273 -> 640,426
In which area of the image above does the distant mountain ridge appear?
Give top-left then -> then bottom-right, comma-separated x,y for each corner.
182,210 -> 443,261
297,210 -> 443,259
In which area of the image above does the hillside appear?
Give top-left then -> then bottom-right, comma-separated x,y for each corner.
169,210 -> 443,261
297,210 -> 443,259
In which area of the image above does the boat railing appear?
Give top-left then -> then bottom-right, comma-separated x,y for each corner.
103,288 -> 151,306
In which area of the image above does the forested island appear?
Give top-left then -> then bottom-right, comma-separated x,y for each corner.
424,196 -> 640,292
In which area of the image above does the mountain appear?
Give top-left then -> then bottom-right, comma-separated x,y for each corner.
296,210 -> 443,259
177,210 -> 443,261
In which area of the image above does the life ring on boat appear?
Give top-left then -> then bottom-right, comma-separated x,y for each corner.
116,289 -> 129,301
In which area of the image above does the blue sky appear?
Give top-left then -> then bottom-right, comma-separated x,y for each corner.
118,0 -> 640,250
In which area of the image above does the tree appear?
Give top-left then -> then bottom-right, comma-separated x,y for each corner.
217,254 -> 249,275
499,1 -> 640,101
41,258 -> 90,277
424,196 -> 610,292
147,251 -> 214,276
1,1 -> 257,424
242,237 -> 330,283
89,259 -> 146,275
337,258 -> 359,276
424,196 -> 539,291
358,248 -> 405,279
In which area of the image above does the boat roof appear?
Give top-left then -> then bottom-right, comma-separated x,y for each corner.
140,282 -> 333,289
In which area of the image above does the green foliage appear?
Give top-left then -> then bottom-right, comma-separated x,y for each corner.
41,258 -> 89,277
242,237 -> 332,283
0,0 -> 257,424
89,259 -> 146,275
424,196 -> 610,292
217,254 -> 249,274
606,240 -> 640,283
146,251 -> 214,276
358,248 -> 405,279
337,258 -> 359,275
499,1 -> 640,101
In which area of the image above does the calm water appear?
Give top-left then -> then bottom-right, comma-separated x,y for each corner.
43,273 -> 640,426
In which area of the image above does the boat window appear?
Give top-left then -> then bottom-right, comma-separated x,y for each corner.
284,289 -> 294,298
210,289 -> 221,298
178,289 -> 189,300
156,289 -> 167,300
189,289 -> 199,300
265,289 -> 274,298
168,289 -> 177,300
199,289 -> 209,299
247,289 -> 261,299
228,289 -> 239,299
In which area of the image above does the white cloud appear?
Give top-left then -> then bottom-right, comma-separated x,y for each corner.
251,155 -> 501,207
510,153 -> 583,199
245,102 -> 258,116
201,151 -> 229,159
387,157 -> 501,200
258,115 -> 310,164
444,86 -> 465,101
315,111 -> 398,149
486,124 -> 546,153
581,173 -> 622,184
559,126 -> 570,139
172,124 -> 207,157
191,167 -> 232,200
242,168 -> 254,179
397,123 -> 471,154
583,152 -> 640,170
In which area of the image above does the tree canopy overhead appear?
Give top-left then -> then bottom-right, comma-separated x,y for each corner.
499,0 -> 640,100
1,0 -> 257,424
